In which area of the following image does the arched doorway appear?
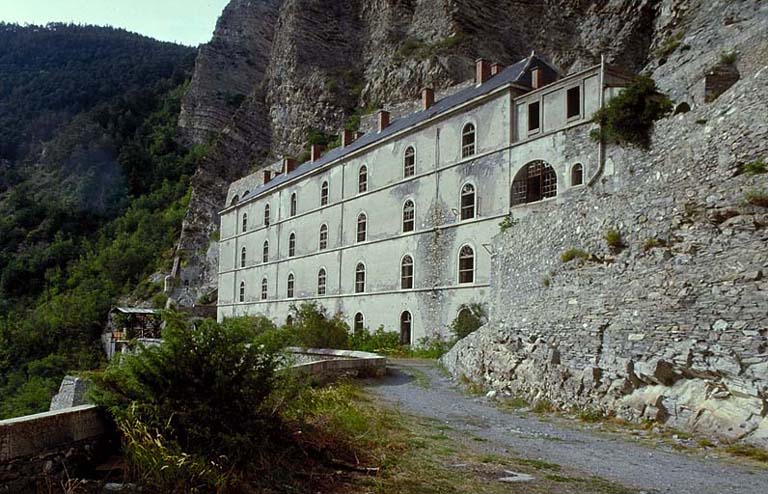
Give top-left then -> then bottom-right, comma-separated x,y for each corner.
400,311 -> 412,345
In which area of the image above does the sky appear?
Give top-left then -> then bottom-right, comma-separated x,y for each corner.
0,0 -> 231,46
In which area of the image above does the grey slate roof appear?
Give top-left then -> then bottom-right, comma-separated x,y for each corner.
232,55 -> 540,207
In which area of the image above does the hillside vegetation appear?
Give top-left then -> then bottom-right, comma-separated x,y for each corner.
0,24 -> 200,418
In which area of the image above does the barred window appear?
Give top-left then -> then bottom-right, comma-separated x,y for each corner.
288,232 -> 296,257
401,255 -> 414,289
404,146 -> 415,177
462,123 -> 476,158
458,245 -> 474,284
320,181 -> 329,206
287,273 -> 295,298
510,160 -> 557,206
358,165 -> 368,193
357,213 -> 367,242
240,247 -> 247,268
317,268 -> 327,295
460,183 -> 475,220
319,224 -> 328,250
261,278 -> 268,300
355,263 -> 366,293
262,240 -> 269,263
402,200 -> 415,232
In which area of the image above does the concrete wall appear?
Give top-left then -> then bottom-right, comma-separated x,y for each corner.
219,65 -> 611,342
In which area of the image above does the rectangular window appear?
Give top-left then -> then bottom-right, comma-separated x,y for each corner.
566,86 -> 580,119
528,101 -> 540,132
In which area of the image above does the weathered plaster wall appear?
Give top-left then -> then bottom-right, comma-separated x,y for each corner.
443,60 -> 768,445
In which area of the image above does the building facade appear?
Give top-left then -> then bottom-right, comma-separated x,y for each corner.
217,54 -> 632,343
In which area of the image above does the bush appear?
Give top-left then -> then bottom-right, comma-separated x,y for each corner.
642,237 -> 666,252
449,303 -> 487,339
288,302 -> 350,349
349,325 -> 401,353
590,76 -> 673,148
743,160 -> 766,175
561,248 -> 590,263
91,312 -> 287,486
409,335 -> 455,359
745,189 -> 768,208
720,51 -> 738,65
603,228 -> 623,250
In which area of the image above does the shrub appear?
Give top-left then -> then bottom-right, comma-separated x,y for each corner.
590,76 -> 673,148
499,214 -> 519,232
410,335 -> 455,359
743,160 -> 766,175
91,313 -> 287,489
449,303 -> 487,339
561,248 -> 590,263
603,228 -> 623,250
642,237 -> 666,252
349,325 -> 401,353
288,302 -> 350,349
720,51 -> 738,65
745,189 -> 768,208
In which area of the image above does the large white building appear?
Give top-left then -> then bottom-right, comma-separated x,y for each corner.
217,54 -> 632,343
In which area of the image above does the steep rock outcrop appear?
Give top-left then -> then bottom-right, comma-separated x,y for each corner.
173,0 -> 660,302
443,1 -> 768,445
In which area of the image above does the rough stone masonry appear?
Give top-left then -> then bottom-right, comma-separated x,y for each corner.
444,40 -> 768,445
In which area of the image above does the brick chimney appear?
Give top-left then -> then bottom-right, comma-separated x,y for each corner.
341,129 -> 355,148
491,63 -> 503,76
310,144 -> 324,162
422,88 -> 435,110
476,58 -> 491,84
531,67 -> 542,89
263,170 -> 273,184
377,110 -> 390,132
283,157 -> 297,174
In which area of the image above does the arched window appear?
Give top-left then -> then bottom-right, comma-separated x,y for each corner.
231,195 -> 239,206
290,192 -> 297,217
400,311 -> 412,345
240,247 -> 247,268
239,281 -> 245,302
462,123 -> 476,158
261,277 -> 268,300
319,224 -> 328,250
288,232 -> 296,257
287,273 -> 295,298
241,212 -> 248,233
355,263 -> 366,293
402,200 -> 415,232
510,160 -> 557,206
357,213 -> 367,242
317,268 -> 327,295
460,183 -> 475,220
286,315 -> 294,327
320,181 -> 329,206
262,240 -> 269,263
358,165 -> 368,193
404,146 -> 415,177
264,204 -> 271,226
458,245 -> 474,284
354,312 -> 365,331
571,163 -> 584,186
401,255 -> 414,289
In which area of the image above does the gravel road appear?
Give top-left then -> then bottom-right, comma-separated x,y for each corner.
365,359 -> 768,494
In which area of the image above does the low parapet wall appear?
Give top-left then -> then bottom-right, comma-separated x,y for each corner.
286,347 -> 388,380
0,405 -> 115,493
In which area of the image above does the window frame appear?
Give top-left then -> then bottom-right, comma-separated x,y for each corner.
403,146 -> 416,177
241,212 -> 248,233
571,163 -> 584,187
240,246 -> 247,268
353,312 -> 365,331
320,180 -> 329,206
528,100 -> 541,134
461,122 -> 476,158
317,268 -> 327,295
261,277 -> 268,300
358,165 -> 368,194
400,254 -> 414,290
510,160 -> 558,207
319,223 -> 328,250
356,212 -> 367,243
400,311 -> 412,345
239,281 -> 245,302
566,85 -> 581,120
458,244 -> 475,284
287,273 -> 295,299
288,232 -> 296,257
402,199 -> 415,233
290,192 -> 297,217
264,204 -> 270,227
262,240 -> 269,263
355,262 -> 366,293
460,182 -> 476,221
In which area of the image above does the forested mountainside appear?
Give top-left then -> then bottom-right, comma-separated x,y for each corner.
0,24 -> 197,417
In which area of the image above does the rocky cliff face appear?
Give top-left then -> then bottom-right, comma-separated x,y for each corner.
172,0 -> 660,303
443,0 -> 768,446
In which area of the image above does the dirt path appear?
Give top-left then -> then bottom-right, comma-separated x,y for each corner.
364,359 -> 768,494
